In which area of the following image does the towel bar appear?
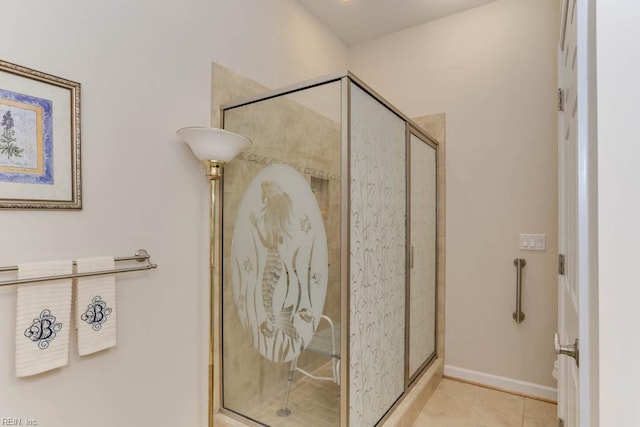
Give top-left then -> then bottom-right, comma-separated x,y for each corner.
0,249 -> 157,287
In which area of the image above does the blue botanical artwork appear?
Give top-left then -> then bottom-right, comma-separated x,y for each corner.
1,110 -> 22,158
24,309 -> 63,350
0,88 -> 53,184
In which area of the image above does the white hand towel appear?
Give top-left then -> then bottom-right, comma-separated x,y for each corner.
15,260 -> 73,377
76,257 -> 116,356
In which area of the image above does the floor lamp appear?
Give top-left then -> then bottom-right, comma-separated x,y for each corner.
177,126 -> 251,427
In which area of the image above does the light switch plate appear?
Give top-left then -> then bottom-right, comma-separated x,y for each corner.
520,234 -> 546,251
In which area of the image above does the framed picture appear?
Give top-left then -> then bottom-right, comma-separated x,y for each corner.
0,60 -> 81,209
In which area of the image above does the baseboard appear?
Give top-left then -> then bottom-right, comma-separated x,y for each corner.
444,365 -> 557,402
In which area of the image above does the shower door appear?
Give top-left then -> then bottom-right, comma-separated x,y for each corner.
407,130 -> 438,382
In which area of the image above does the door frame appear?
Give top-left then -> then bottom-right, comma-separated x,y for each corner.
574,0 -> 598,425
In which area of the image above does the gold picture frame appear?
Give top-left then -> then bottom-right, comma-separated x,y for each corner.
0,60 -> 81,209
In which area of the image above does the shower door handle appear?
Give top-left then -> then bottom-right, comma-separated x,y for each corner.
410,245 -> 414,269
512,258 -> 526,323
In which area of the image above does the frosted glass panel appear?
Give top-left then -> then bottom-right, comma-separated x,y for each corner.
349,83 -> 406,426
409,134 -> 437,378
222,81 -> 341,427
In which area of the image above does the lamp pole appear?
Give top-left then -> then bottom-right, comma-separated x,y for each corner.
205,160 -> 223,427
177,126 -> 251,427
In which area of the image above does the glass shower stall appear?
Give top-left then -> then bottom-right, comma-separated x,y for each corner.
217,72 -> 439,427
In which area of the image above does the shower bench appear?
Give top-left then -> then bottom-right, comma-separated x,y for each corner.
277,315 -> 340,417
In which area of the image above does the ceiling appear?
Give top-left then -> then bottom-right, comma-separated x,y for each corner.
297,0 -> 497,45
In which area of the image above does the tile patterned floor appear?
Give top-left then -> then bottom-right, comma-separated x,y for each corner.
411,378 -> 557,427
229,369 -> 555,427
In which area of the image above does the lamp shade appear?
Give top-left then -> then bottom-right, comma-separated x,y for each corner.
177,127 -> 252,162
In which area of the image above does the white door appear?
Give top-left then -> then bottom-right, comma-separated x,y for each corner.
557,0 -> 597,426
557,0 -> 580,425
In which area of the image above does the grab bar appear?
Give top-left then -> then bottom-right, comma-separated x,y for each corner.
512,258 -> 526,323
0,249 -> 157,287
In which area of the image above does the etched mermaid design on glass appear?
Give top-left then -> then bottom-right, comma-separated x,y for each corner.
231,164 -> 328,363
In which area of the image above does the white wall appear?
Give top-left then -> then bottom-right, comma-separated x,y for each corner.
350,0 -> 560,394
0,1 -> 347,427
597,1 -> 640,424
211,0 -> 348,89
